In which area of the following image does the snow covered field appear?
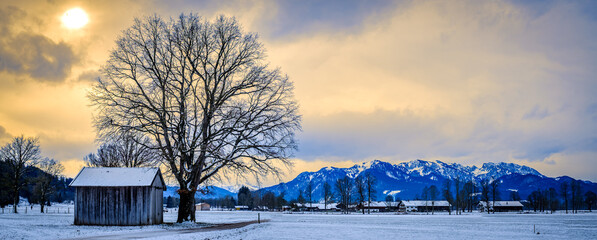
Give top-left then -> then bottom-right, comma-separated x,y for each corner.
1,207 -> 596,240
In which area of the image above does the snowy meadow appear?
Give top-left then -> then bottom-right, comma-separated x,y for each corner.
1,206 -> 596,240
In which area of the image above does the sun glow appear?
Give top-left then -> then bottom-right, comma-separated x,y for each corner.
61,8 -> 89,29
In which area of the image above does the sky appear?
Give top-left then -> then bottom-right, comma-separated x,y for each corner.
0,0 -> 596,185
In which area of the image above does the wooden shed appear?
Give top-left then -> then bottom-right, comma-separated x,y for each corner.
69,167 -> 166,225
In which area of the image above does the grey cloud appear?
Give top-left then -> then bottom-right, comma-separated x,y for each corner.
0,125 -> 12,144
0,6 -> 78,82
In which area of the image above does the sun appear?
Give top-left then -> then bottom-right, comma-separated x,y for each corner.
61,8 -> 89,29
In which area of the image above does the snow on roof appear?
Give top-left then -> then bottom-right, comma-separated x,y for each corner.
298,203 -> 337,209
401,200 -> 451,207
361,201 -> 391,208
478,201 -> 523,207
69,167 -> 164,187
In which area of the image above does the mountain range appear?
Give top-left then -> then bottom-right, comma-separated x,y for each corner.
256,159 -> 597,202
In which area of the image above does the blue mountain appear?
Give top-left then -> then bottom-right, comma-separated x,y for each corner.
257,159 -> 597,201
163,185 -> 236,199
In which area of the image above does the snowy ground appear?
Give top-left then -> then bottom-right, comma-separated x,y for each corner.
1,206 -> 596,240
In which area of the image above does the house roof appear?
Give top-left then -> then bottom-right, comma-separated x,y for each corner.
479,201 -> 523,207
401,200 -> 451,207
69,167 -> 165,188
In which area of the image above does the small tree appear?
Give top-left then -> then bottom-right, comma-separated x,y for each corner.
548,187 -> 557,213
560,181 -> 569,214
585,191 -> 596,212
237,186 -> 252,209
306,181 -> 313,209
453,177 -> 461,215
34,158 -> 64,213
385,195 -> 394,212
335,176 -> 352,214
480,180 -> 490,213
443,179 -> 453,215
364,172 -> 377,214
428,185 -> 439,215
323,182 -> 333,212
490,179 -> 500,214
421,186 -> 429,214
355,176 -> 366,214
297,190 -> 306,205
0,136 -> 41,213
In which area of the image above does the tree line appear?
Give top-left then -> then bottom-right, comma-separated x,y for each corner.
0,136 -> 72,213
417,178 -> 596,214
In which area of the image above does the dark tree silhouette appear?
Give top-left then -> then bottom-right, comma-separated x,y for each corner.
323,182 -> 333,212
585,191 -> 596,212
355,176 -> 366,214
560,181 -> 569,214
428,185 -> 439,215
237,186 -> 252,209
490,179 -> 500,213
443,179 -> 453,215
89,14 -> 301,222
364,172 -> 377,214
480,180 -> 490,213
335,176 -> 352,214
385,195 -> 394,212
306,181 -> 313,209
33,158 -> 63,213
0,136 -> 41,213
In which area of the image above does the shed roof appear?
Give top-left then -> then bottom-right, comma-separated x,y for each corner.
69,167 -> 165,188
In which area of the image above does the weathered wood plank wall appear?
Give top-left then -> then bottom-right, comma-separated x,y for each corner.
74,186 -> 163,226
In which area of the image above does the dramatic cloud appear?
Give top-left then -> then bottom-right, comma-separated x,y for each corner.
0,125 -> 12,144
0,0 -> 595,183
265,0 -> 597,180
0,6 -> 78,82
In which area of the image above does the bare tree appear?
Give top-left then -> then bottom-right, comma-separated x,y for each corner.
585,191 -> 596,212
428,185 -> 439,215
385,195 -> 394,212
89,14 -> 300,222
463,180 -> 476,212
548,187 -> 557,213
454,177 -> 461,215
560,181 -> 569,214
85,133 -> 159,168
34,158 -> 64,213
322,182 -> 333,212
0,136 -> 41,213
490,179 -> 500,214
335,176 -> 353,214
364,172 -> 376,214
421,186 -> 429,214
480,180 -> 490,213
355,176 -> 366,214
443,179 -> 453,215
306,180 -> 313,209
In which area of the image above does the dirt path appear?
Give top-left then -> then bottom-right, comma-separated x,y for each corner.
63,220 -> 268,240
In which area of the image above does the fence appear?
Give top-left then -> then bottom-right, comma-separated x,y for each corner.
1,205 -> 73,214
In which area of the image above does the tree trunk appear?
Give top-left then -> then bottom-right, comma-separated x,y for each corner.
177,190 -> 196,223
13,185 -> 19,214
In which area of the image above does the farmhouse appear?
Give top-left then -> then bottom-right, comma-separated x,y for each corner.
358,201 -> 391,212
69,167 -> 166,225
399,200 -> 451,212
195,203 -> 211,211
478,201 -> 523,212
